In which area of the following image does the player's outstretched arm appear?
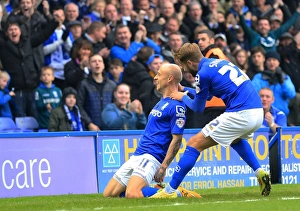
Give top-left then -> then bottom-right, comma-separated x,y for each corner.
154,134 -> 183,183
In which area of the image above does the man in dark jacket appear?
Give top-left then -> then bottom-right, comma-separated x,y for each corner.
0,17 -> 58,118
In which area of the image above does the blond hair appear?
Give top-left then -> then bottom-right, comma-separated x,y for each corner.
172,43 -> 203,65
0,71 -> 10,81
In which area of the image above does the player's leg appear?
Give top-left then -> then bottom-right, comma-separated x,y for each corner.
151,132 -> 216,198
126,175 -> 156,198
103,156 -> 134,197
230,108 -> 271,196
103,177 -> 126,197
125,153 -> 162,198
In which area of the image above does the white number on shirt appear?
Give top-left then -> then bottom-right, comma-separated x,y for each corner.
218,63 -> 249,86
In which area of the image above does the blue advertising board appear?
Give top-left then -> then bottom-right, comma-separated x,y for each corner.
97,128 -> 300,193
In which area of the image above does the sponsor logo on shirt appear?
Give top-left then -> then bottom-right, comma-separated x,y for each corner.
176,105 -> 186,117
150,109 -> 162,117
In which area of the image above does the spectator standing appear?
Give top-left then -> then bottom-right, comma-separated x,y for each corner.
247,46 -> 266,80
77,54 -> 116,130
0,15 -> 58,119
86,0 -> 106,23
277,32 -> 300,126
43,6 -> 73,90
107,58 -> 124,85
252,50 -> 296,116
67,20 -> 83,40
35,66 -> 62,129
102,83 -> 146,130
239,5 -> 300,52
110,24 -> 160,66
64,39 -> 93,89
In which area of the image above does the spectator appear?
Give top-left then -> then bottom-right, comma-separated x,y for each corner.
119,0 -> 134,25
0,71 -> 14,118
235,27 -> 250,53
259,87 -> 287,134
77,54 -> 116,130
160,15 -> 189,45
64,39 -> 93,89
67,20 -> 83,40
43,6 -> 73,90
7,0 -> 53,84
252,50 -> 296,116
121,46 -> 154,101
86,0 -> 106,23
146,54 -> 163,79
74,21 -> 110,67
239,5 -> 300,52
35,66 -> 62,129
234,49 -> 249,73
0,15 -> 58,119
269,14 -> 282,30
277,32 -> 300,126
101,83 -> 146,130
196,29 -> 226,128
64,2 -> 79,24
214,33 -> 236,63
182,1 -> 205,42
247,46 -> 266,80
161,31 -> 183,63
108,58 -> 124,85
48,87 -> 91,132
110,24 -> 160,66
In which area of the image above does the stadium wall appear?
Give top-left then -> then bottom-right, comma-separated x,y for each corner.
0,128 -> 299,198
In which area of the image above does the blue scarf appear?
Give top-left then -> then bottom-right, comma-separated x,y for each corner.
64,105 -> 84,131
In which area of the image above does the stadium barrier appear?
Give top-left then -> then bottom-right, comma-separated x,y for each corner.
0,127 -> 299,198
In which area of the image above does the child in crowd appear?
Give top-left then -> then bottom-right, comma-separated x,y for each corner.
0,71 -> 14,118
48,87 -> 89,132
108,58 -> 124,85
35,66 -> 62,129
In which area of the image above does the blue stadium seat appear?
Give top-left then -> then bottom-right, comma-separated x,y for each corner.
0,117 -> 21,132
15,117 -> 39,132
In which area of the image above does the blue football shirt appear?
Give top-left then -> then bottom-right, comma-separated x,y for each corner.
134,97 -> 187,163
183,58 -> 262,112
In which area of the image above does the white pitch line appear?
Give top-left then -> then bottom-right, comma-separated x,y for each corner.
54,197 -> 300,211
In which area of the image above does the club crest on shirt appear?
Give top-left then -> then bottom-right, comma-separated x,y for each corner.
176,118 -> 185,128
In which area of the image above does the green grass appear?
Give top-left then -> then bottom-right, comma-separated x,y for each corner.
0,184 -> 300,211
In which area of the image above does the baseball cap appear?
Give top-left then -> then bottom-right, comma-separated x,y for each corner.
67,20 -> 82,28
280,32 -> 294,40
146,54 -> 164,65
214,33 -> 227,42
269,15 -> 281,23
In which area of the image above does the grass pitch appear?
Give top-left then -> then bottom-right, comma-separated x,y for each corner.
0,184 -> 299,211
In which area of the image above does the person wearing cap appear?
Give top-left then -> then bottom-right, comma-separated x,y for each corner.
43,6 -> 73,91
238,4 -> 300,52
48,87 -> 93,132
252,50 -> 296,116
68,20 -> 83,40
269,14 -> 282,30
146,54 -> 164,78
277,32 -> 300,126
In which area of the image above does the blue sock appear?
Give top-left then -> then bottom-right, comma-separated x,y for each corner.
141,187 -> 159,197
119,192 -> 125,197
169,146 -> 200,189
231,139 -> 261,171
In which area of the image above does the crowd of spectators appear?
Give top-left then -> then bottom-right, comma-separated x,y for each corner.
0,0 -> 299,132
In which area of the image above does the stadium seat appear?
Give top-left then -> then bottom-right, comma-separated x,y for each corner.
15,117 -> 39,132
0,117 -> 21,132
